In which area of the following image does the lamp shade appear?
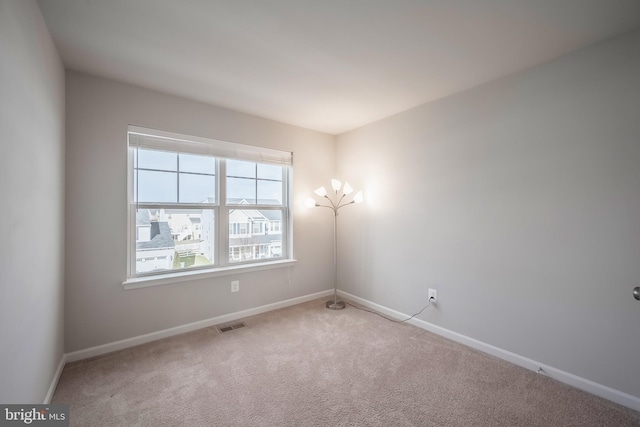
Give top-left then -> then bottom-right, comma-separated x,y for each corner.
305,198 -> 318,208
343,182 -> 353,195
314,186 -> 327,197
353,191 -> 364,203
331,179 -> 342,192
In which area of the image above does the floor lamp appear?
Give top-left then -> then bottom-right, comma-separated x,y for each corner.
308,179 -> 363,310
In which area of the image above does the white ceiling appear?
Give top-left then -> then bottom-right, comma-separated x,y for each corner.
38,0 -> 640,135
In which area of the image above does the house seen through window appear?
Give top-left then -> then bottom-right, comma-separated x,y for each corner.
128,126 -> 292,279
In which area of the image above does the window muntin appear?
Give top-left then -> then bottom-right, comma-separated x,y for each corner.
128,127 -> 291,280
226,159 -> 283,205
134,148 -> 216,204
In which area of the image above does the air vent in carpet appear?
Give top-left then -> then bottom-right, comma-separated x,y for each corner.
217,322 -> 246,333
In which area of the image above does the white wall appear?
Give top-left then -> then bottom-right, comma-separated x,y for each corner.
65,71 -> 335,352
0,0 -> 65,403
336,29 -> 640,399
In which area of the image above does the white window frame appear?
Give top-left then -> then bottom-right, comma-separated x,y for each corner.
123,126 -> 295,289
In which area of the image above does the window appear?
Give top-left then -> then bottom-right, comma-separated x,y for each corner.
127,126 -> 292,281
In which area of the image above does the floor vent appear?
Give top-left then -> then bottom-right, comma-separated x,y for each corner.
217,322 -> 246,333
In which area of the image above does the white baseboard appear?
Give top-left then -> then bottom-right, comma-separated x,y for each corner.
66,289 -> 333,363
44,353 -> 66,404
338,290 -> 640,413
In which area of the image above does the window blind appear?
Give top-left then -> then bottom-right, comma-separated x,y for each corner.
128,125 -> 292,166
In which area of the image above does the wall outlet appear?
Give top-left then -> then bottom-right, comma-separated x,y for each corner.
231,280 -> 240,293
428,288 -> 437,303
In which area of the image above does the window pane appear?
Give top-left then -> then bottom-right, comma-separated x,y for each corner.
136,208 -> 214,274
227,177 -> 256,204
227,161 -> 284,205
179,153 -> 215,174
138,149 -> 177,171
228,209 -> 283,263
257,180 -> 283,205
179,173 -> 216,203
137,170 -> 177,203
257,163 -> 282,180
227,159 -> 256,178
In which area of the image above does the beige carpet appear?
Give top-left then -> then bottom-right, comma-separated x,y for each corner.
53,298 -> 640,426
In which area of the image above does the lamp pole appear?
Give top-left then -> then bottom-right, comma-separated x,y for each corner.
308,180 -> 363,310
328,201 -> 342,309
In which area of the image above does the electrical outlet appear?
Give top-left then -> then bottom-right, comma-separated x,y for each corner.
231,280 -> 240,293
428,288 -> 437,303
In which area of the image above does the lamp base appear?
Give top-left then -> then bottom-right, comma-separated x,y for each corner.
326,300 -> 346,310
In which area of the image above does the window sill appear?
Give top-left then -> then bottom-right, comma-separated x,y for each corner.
122,259 -> 297,290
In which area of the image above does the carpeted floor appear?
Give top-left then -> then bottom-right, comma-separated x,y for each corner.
53,298 -> 640,426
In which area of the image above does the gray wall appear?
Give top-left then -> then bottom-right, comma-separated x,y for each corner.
336,29 -> 640,398
65,71 -> 335,352
0,0 -> 65,403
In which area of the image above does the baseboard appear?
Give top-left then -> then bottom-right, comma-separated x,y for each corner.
44,353 -> 66,404
338,290 -> 640,413
66,289 -> 333,363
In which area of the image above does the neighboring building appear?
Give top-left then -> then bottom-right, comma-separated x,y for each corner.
136,198 -> 283,271
200,209 -> 215,262
189,216 -> 202,240
228,199 -> 282,262
135,210 -> 175,273
167,211 -> 201,261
